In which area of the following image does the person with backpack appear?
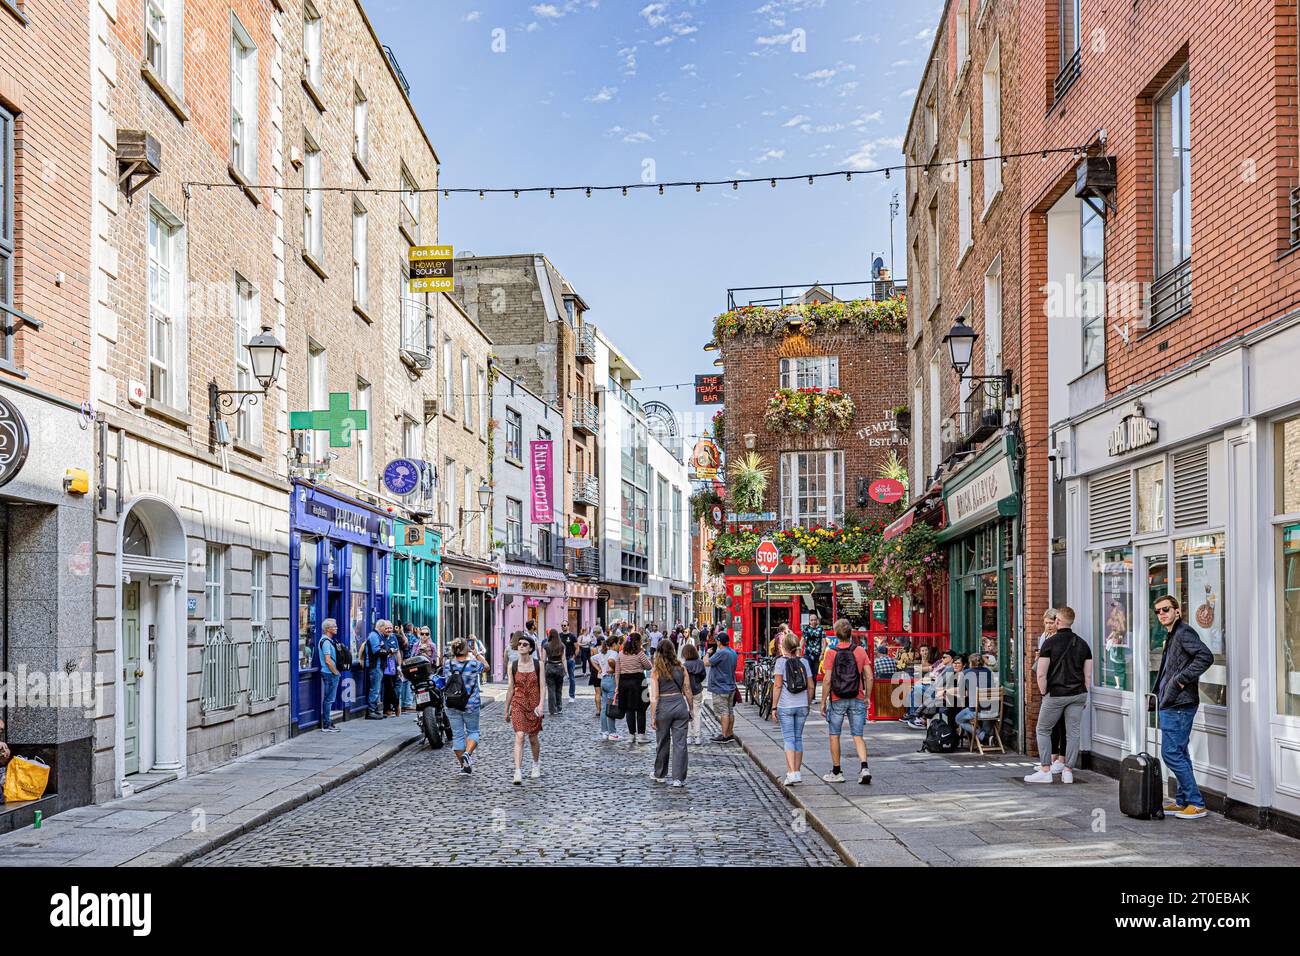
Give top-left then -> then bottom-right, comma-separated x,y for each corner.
543,629 -> 568,716
380,623 -> 404,717
506,635 -> 545,785
317,618 -> 342,733
703,633 -> 738,743
648,640 -> 693,787
442,637 -> 488,775
615,633 -> 653,745
599,635 -> 624,741
820,619 -> 872,785
561,624 -> 579,702
681,642 -> 707,745
1024,606 -> 1093,784
801,615 -> 826,701
773,633 -> 814,785
1151,595 -> 1214,820
362,620 -> 392,719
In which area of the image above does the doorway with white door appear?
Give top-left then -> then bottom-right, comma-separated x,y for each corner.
116,497 -> 189,789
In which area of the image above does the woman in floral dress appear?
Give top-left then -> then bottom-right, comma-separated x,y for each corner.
506,635 -> 545,785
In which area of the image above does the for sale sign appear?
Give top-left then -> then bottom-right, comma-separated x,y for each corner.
754,538 -> 780,576
409,245 -> 454,292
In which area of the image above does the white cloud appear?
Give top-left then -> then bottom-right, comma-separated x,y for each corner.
844,33 -> 865,43
899,87 -> 917,99
640,2 -> 669,27
836,81 -> 860,97
532,3 -> 562,17
783,114 -> 812,127
735,168 -> 753,177
914,28 -> 933,41
755,148 -> 786,163
799,63 -> 856,86
673,24 -> 699,35
654,35 -> 674,46
623,131 -> 654,143
680,63 -> 697,76
850,110 -> 883,126
526,21 -> 541,32
463,10 -> 481,22
890,59 -> 913,68
755,31 -> 798,46
587,86 -> 617,102
843,135 -> 905,170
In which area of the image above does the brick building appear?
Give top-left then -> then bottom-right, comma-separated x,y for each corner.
1021,0 -> 1300,830
902,0 -> 1031,748
0,0 -> 97,829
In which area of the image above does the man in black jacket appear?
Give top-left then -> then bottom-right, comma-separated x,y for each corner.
1151,595 -> 1214,820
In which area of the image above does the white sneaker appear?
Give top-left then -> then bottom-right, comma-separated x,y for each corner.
671,779 -> 685,788
652,775 -> 667,784
1049,759 -> 1066,773
512,769 -> 523,785
607,733 -> 622,741
1023,769 -> 1055,784
781,771 -> 802,786
530,763 -> 541,779
821,770 -> 846,783
1060,768 -> 1074,784
596,733 -> 608,741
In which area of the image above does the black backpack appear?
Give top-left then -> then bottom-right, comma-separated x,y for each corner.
921,717 -> 958,753
829,645 -> 862,700
444,662 -> 471,711
320,635 -> 351,671
784,657 -> 808,695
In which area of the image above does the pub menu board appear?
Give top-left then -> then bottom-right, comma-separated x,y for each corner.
834,581 -> 872,630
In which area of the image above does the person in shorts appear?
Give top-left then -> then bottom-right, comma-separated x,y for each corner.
820,619 -> 872,784
704,633 -> 738,741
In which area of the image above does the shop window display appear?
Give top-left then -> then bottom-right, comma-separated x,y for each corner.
1280,524 -> 1300,716
1093,547 -> 1133,690
1175,534 -> 1227,707
298,537 -> 319,670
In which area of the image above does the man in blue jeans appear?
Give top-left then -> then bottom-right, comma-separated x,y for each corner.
318,618 -> 342,733
820,619 -> 873,784
1151,595 -> 1214,820
363,619 -> 392,719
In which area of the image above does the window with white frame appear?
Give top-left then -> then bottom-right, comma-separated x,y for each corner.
779,356 -> 839,390
461,352 -> 472,429
984,257 -> 1003,379
303,1 -> 322,89
306,341 -> 326,458
1058,0 -> 1080,77
400,166 -> 420,241
205,545 -> 226,640
233,273 -> 261,445
1081,196 -> 1106,370
928,358 -> 942,475
477,367 -> 487,439
780,451 -> 844,529
356,379 -> 372,483
912,381 -> 925,494
957,112 -> 972,256
352,202 -> 368,308
505,408 -> 522,461
506,497 -> 523,552
229,16 -> 258,179
0,107 -> 11,367
402,417 -> 420,459
955,0 -> 970,76
958,298 -> 974,410
444,458 -> 457,539
924,93 -> 937,157
657,475 -> 670,576
353,86 -> 369,162
147,205 -> 185,407
673,486 -> 682,580
442,336 -> 454,416
250,551 -> 268,627
982,39 -> 1002,207
463,465 -> 473,543
399,262 -> 423,351
145,0 -> 183,93
1154,70 -> 1191,278
303,137 -> 322,257
928,196 -> 940,304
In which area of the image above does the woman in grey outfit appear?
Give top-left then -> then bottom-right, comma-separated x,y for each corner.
648,640 -> 694,787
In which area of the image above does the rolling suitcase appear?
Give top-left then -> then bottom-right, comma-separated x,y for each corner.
1119,693 -> 1165,820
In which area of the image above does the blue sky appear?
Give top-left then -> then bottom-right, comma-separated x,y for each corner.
366,0 -> 943,437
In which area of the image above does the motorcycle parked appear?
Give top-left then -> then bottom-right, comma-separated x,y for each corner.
401,654 -> 453,749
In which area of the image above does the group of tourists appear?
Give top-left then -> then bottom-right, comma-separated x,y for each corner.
316,617 -> 445,731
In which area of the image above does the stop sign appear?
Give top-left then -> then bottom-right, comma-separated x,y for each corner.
754,538 -> 780,575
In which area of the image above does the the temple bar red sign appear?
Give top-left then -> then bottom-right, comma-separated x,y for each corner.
694,374 -> 724,405
530,440 -> 553,523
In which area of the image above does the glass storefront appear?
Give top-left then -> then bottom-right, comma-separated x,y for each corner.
1093,547 -> 1133,691
1280,524 -> 1300,717
1175,533 -> 1227,706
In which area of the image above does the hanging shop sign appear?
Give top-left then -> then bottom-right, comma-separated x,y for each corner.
1107,413 -> 1159,456
568,516 -> 590,549
868,478 -> 905,504
530,440 -> 553,523
690,438 -> 721,480
383,458 -> 422,496
0,394 -> 30,489
940,436 -> 1019,540
289,392 -> 367,448
409,245 -> 454,293
694,374 -> 724,405
710,504 -> 723,525
753,581 -> 814,598
727,511 -> 776,522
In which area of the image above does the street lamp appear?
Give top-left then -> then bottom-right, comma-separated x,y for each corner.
712,357 -> 724,367
209,323 -> 288,449
703,340 -> 719,351
942,315 -> 978,377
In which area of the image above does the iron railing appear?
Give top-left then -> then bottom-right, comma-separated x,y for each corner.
571,547 -> 600,578
1149,258 -> 1191,328
726,278 -> 905,311
1290,185 -> 1300,248
572,472 -> 599,506
573,399 -> 600,435
575,325 -> 596,364
959,378 -> 1005,445
248,626 -> 278,704
201,627 -> 240,713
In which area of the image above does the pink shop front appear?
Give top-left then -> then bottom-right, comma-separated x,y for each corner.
492,564 -> 569,680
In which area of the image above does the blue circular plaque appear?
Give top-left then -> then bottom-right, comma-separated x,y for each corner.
383,458 -> 421,496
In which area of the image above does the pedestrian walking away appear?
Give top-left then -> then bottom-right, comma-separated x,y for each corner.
380,624 -> 404,717
543,629 -> 568,715
1025,606 -> 1092,785
578,626 -> 592,675
561,625 -> 579,701
615,633 -> 653,745
317,618 -> 342,733
1151,595 -> 1215,819
681,642 -> 707,745
362,620 -> 391,719
599,635 -> 624,740
1036,608 -> 1066,767
649,640 -> 693,787
773,633 -> 814,785
506,636 -> 545,785
703,632 -> 738,742
443,637 -> 488,775
820,619 -> 872,784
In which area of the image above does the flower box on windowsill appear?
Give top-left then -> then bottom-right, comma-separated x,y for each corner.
764,387 -> 856,434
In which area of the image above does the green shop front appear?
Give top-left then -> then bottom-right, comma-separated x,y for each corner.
938,434 -> 1023,748
390,520 -> 442,637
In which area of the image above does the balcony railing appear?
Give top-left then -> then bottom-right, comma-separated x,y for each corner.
1290,185 -> 1300,248
571,546 -> 600,579
572,471 -> 599,506
505,541 -> 566,572
576,325 -> 596,364
1148,258 -> 1191,328
573,399 -> 600,435
726,278 -> 906,310
1053,48 -> 1081,105
959,378 -> 1005,445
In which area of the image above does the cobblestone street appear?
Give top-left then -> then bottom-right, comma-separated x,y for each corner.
194,685 -> 841,867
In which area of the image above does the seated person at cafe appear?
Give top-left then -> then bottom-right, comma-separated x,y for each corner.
955,653 -> 998,743
873,643 -> 897,678
905,648 -> 951,728
980,637 -> 999,673
936,653 -> 967,729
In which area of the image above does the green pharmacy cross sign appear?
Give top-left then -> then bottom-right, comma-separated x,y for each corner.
289,392 -> 368,447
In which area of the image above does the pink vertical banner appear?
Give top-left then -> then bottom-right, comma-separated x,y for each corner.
530,439 -> 553,523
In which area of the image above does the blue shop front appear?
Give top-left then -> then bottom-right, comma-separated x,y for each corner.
290,481 -> 397,732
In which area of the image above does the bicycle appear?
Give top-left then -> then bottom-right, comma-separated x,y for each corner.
754,656 -> 777,721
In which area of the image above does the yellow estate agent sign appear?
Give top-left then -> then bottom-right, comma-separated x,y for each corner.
409,245 -> 454,292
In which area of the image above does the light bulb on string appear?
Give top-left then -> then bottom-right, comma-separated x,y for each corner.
770,178 -> 776,188
513,190 -> 519,199
586,187 -> 591,198
808,176 -> 814,185
658,184 -> 664,195
845,172 -> 852,182
884,168 -> 890,179
622,186 -> 628,197
695,183 -> 701,192
549,188 -> 555,199
479,190 -> 485,200
732,181 -> 738,190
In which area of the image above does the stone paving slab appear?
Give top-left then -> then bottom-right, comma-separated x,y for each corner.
717,692 -> 1300,867
0,692 -> 482,866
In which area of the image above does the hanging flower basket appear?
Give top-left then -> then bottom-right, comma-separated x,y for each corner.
764,387 -> 856,433
713,295 -> 907,342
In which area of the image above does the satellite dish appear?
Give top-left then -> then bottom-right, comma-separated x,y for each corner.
872,256 -> 885,279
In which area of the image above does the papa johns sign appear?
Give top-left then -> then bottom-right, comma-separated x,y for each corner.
1108,415 -> 1158,456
